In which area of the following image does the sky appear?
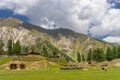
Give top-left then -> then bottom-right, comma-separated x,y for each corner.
0,0 -> 120,43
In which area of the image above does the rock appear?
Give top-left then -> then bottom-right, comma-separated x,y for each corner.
114,63 -> 120,67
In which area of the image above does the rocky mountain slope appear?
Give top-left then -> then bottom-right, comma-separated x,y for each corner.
0,17 -> 112,61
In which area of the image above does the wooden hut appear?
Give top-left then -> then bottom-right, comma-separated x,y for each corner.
10,63 -> 17,69
19,64 -> 25,69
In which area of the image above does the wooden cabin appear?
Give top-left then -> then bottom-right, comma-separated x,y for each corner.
19,64 -> 25,69
9,62 -> 25,70
10,63 -> 17,69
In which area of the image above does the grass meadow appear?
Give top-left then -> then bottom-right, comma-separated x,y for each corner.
0,67 -> 120,80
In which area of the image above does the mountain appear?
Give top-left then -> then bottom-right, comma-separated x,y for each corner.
0,17 -> 112,61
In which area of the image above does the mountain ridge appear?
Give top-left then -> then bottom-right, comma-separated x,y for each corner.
0,17 -> 112,61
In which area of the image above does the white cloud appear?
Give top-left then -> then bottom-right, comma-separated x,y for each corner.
0,0 -> 39,15
103,36 -> 120,43
0,0 -> 120,43
90,8 -> 120,37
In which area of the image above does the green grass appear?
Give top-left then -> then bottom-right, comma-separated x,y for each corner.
47,58 -> 68,65
15,55 -> 45,61
0,67 -> 120,80
0,58 -> 12,65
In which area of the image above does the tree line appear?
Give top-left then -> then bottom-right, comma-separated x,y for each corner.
87,46 -> 120,62
76,46 -> 120,63
0,39 -> 59,57
1,39 -> 119,63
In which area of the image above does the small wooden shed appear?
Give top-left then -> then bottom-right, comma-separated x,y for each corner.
10,63 -> 17,69
9,61 -> 26,70
19,64 -> 25,69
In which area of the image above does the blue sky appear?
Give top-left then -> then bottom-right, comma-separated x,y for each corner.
0,9 -> 29,22
0,0 -> 120,43
108,0 -> 120,9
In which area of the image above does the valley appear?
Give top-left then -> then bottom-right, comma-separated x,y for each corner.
0,17 -> 120,80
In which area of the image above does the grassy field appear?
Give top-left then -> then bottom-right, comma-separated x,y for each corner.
0,57 -> 12,65
0,67 -> 120,80
0,56 -> 120,80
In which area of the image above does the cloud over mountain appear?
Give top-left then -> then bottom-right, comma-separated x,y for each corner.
0,0 -> 120,43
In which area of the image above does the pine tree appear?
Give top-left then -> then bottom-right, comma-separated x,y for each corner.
117,46 -> 120,58
42,45 -> 49,57
12,40 -> 21,55
0,40 -> 4,55
30,45 -> 35,53
53,48 -> 58,56
106,47 -> 113,61
100,48 -> 106,61
95,48 -> 105,62
77,52 -> 81,62
112,46 -> 118,59
82,54 -> 85,61
7,39 -> 13,55
21,46 -> 29,54
87,49 -> 93,62
92,49 -> 97,61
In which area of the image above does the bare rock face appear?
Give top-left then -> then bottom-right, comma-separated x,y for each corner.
0,26 -> 39,48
